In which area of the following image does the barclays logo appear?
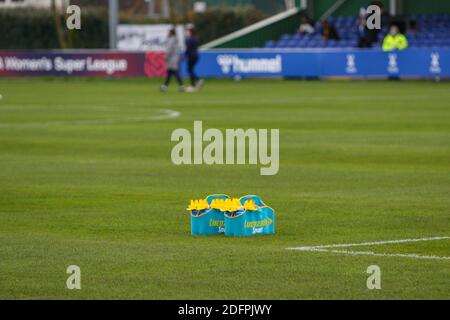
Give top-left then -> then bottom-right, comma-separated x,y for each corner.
216,54 -> 282,74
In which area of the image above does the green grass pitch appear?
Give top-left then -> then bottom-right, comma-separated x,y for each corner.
0,77 -> 449,299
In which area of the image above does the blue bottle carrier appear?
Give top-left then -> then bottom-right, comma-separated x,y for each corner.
224,195 -> 275,237
190,194 -> 229,235
189,195 -> 275,237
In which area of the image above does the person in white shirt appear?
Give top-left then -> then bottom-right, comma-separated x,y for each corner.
160,28 -> 185,92
299,16 -> 315,35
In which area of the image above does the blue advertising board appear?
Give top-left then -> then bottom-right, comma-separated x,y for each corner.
189,48 -> 449,79
1,49 -> 448,79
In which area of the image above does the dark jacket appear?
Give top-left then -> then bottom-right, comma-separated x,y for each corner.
185,36 -> 199,60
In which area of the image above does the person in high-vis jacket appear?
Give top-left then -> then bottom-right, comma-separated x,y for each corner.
382,25 -> 408,51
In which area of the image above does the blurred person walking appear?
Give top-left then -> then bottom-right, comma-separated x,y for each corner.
160,28 -> 185,93
185,27 -> 204,91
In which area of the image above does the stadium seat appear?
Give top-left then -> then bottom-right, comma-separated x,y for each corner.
264,40 -> 276,48
268,14 -> 450,49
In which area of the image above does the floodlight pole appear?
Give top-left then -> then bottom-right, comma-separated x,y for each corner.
146,0 -> 155,17
285,0 -> 295,10
389,0 -> 397,16
109,0 -> 118,49
300,0 -> 307,10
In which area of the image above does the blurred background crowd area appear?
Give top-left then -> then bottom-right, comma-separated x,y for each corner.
0,0 -> 449,50
264,1 -> 450,50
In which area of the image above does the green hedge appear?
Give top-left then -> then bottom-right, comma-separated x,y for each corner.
0,9 -> 56,49
0,8 -> 108,49
0,6 -> 265,49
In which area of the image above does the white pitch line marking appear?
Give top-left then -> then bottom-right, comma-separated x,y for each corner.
287,236 -> 450,261
157,94 -> 432,107
0,108 -> 180,127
